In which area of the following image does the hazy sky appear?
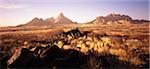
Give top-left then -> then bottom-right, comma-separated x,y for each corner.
0,0 -> 149,26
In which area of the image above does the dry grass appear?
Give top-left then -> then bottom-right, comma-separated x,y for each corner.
0,23 -> 149,68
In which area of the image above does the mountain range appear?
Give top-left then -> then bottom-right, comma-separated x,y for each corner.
18,13 -> 149,27
18,13 -> 75,27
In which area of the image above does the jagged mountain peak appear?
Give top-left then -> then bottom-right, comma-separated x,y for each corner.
107,13 -> 121,17
56,13 -> 66,20
59,13 -> 65,17
23,17 -> 46,26
32,17 -> 44,22
92,13 -> 133,24
54,13 -> 74,24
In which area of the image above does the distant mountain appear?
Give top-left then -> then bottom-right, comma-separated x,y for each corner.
17,13 -> 76,27
17,13 -> 149,27
132,19 -> 150,24
25,17 -> 46,26
106,13 -> 133,21
92,13 -> 133,24
54,13 -> 75,24
18,17 -> 54,27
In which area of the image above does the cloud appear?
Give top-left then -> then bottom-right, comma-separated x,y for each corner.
0,3 -> 26,9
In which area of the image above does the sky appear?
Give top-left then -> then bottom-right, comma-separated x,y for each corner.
0,0 -> 149,26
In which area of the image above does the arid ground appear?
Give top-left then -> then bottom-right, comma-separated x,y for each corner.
0,23 -> 149,68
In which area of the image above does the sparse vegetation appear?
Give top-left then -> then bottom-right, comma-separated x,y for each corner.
0,23 -> 149,69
